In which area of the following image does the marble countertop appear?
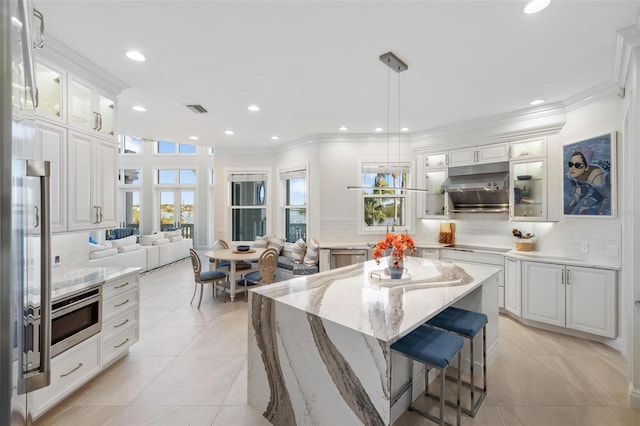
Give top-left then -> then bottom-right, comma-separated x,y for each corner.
503,250 -> 620,270
27,266 -> 140,307
251,257 -> 500,343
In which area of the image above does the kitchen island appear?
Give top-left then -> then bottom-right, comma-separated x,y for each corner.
247,257 -> 500,425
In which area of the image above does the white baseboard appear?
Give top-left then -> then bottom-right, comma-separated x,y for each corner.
629,384 -> 640,410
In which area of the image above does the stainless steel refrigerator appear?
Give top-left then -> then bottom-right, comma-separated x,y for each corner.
1,0 -> 52,424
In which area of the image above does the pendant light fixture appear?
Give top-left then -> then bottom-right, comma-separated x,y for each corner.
347,51 -> 427,193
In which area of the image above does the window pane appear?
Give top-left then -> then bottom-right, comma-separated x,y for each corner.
363,196 -> 405,227
121,136 -> 141,154
179,169 -> 196,184
121,169 -> 141,185
160,191 -> 175,226
231,181 -> 266,206
362,172 -> 407,195
123,190 -> 140,232
286,177 -> 306,206
158,169 -> 176,184
232,208 -> 266,241
157,140 -> 175,154
179,143 -> 196,154
180,190 -> 194,224
285,208 -> 307,242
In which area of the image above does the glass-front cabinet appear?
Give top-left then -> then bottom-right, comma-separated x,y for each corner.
35,61 -> 64,122
509,138 -> 546,159
68,75 -> 117,136
418,152 -> 450,219
510,159 -> 546,221
424,152 -> 448,170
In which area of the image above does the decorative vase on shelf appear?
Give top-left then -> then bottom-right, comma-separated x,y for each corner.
388,256 -> 404,279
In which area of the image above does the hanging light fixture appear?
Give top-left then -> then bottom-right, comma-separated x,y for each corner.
347,51 -> 427,193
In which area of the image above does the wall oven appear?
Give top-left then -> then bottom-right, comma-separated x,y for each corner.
50,286 -> 102,358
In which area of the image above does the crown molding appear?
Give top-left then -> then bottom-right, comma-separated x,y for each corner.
562,81 -> 622,113
409,103 -> 567,150
614,21 -> 640,87
37,35 -> 128,96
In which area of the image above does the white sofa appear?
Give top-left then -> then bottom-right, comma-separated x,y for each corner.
88,232 -> 192,272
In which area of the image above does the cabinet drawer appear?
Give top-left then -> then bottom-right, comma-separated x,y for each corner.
103,288 -> 138,320
33,335 -> 100,418
101,308 -> 138,341
103,275 -> 138,299
441,250 -> 503,265
101,326 -> 138,366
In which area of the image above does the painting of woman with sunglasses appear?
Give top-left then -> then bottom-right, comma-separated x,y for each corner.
563,133 -> 614,216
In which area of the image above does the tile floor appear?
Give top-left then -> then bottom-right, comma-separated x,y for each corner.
35,257 -> 640,426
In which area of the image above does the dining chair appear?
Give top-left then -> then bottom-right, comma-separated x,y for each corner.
238,247 -> 279,299
210,239 -> 252,272
190,248 -> 228,308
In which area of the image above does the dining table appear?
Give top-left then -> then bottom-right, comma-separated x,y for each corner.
204,247 -> 266,301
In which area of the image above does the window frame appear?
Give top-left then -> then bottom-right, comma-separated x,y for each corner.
225,168 -> 271,243
279,165 -> 308,243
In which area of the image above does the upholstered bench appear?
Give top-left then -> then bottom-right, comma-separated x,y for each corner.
276,256 -> 318,280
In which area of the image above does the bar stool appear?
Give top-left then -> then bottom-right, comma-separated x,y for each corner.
425,306 -> 488,417
391,326 -> 464,426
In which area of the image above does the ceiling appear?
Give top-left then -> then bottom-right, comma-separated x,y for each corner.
34,1 -> 640,149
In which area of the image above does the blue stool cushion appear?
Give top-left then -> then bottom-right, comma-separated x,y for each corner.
243,271 -> 262,283
391,326 -> 463,369
427,306 -> 488,338
218,260 -> 231,268
200,270 -> 227,281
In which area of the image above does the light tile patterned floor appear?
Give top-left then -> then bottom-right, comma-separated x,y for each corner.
35,258 -> 640,425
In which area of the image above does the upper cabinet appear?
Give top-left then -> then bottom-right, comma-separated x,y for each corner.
509,158 -> 547,221
35,60 -> 65,123
417,151 -> 450,219
68,75 -> 117,136
509,138 -> 546,159
448,142 -> 509,167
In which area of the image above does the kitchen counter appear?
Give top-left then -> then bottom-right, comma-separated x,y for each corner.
504,250 -> 620,270
247,257 -> 500,425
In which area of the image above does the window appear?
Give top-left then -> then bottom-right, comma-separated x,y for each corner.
156,140 -> 197,154
360,162 -> 410,230
280,167 -> 307,242
119,135 -> 142,154
119,169 -> 141,185
157,169 -> 196,185
229,171 -> 268,241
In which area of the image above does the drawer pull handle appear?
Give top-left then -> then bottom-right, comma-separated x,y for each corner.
114,338 -> 130,349
60,363 -> 83,378
114,319 -> 129,328
114,282 -> 130,289
114,299 -> 130,308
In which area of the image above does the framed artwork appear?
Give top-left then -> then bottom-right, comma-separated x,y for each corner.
563,132 -> 616,217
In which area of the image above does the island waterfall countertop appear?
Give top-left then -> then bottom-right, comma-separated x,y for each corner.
248,257 -> 501,425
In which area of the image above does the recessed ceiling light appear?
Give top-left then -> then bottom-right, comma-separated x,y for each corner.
529,99 -> 545,106
523,0 -> 550,14
224,129 -> 235,136
189,136 -> 199,140
248,105 -> 260,112
132,105 -> 146,112
400,127 -> 410,132
339,126 -> 348,131
125,50 -> 146,62
374,127 -> 383,132
270,136 -> 280,141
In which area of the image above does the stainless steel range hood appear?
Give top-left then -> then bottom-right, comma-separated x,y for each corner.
441,162 -> 510,213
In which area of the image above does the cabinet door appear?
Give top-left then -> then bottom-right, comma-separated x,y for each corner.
509,138 -> 546,159
477,143 -> 509,163
67,131 -> 95,230
566,267 -> 616,338
504,257 -> 521,316
36,122 -> 67,233
94,138 -> 118,228
422,169 -> 448,218
97,93 -> 116,137
510,159 -> 546,221
522,262 -> 565,327
448,147 -> 477,167
424,152 -> 448,169
68,75 -> 96,131
35,61 -> 64,122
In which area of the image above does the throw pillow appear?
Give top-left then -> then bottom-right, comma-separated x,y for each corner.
141,232 -> 164,246
109,235 -> 137,249
252,235 -> 268,249
169,235 -> 183,242
152,238 -> 170,246
117,243 -> 141,253
303,239 -> 319,266
292,238 -> 307,264
164,230 -> 182,238
267,236 -> 285,254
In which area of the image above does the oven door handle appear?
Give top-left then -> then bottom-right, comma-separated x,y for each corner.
22,160 -> 51,392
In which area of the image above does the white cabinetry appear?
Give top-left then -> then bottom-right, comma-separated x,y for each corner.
34,59 -> 65,123
34,122 -> 67,233
31,335 -> 100,419
522,261 -> 616,338
68,74 -> 117,136
509,158 -> 547,221
67,131 -> 118,230
504,257 -> 521,315
319,249 -> 330,272
509,138 -> 546,159
101,274 -> 140,367
418,152 -> 450,218
448,143 -> 509,167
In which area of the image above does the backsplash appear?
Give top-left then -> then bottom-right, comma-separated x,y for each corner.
51,232 -> 89,270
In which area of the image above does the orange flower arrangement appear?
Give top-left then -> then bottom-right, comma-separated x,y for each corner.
372,233 -> 416,267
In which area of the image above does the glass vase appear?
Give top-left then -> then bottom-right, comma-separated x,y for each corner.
388,256 -> 404,279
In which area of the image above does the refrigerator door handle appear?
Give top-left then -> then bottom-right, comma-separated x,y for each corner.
34,205 -> 39,228
32,8 -> 44,49
23,160 -> 51,392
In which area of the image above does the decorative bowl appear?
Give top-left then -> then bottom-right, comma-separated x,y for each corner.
236,245 -> 251,252
517,175 -> 532,181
